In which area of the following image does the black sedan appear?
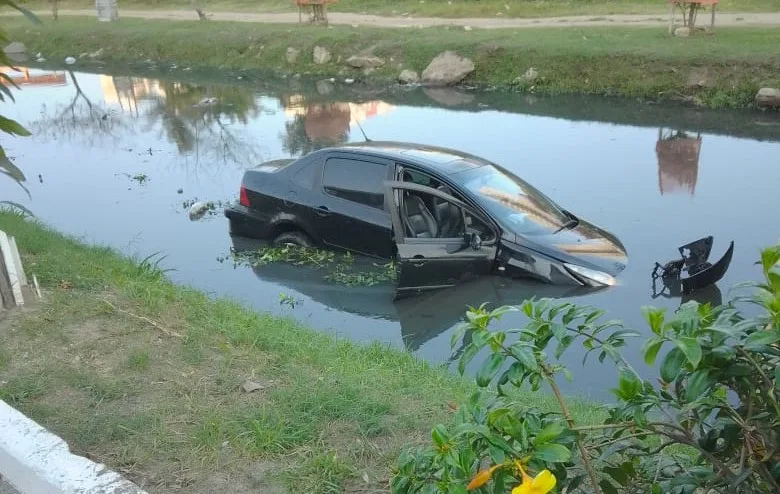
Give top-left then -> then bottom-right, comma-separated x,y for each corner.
225,142 -> 628,296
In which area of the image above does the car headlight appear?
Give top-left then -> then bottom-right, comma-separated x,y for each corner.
564,263 -> 616,286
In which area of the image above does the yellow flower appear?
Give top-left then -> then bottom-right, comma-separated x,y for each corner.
511,462 -> 557,494
467,464 -> 502,490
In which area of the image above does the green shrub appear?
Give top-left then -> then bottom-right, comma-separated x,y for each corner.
393,245 -> 780,493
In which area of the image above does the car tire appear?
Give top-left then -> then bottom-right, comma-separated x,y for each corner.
273,231 -> 313,248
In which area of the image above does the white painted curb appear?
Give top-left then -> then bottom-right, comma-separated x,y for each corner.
0,400 -> 147,494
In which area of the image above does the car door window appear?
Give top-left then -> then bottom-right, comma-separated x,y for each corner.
323,158 -> 386,209
291,161 -> 318,189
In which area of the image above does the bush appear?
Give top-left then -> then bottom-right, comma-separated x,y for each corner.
392,245 -> 780,494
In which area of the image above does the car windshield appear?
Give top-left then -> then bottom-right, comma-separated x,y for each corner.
456,165 -> 571,236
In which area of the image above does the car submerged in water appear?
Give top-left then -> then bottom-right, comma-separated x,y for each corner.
225,142 -> 628,296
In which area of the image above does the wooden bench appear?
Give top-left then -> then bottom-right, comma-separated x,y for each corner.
669,0 -> 719,32
295,0 -> 337,24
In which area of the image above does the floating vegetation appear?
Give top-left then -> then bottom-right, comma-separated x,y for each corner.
123,173 -> 150,185
232,245 -> 396,287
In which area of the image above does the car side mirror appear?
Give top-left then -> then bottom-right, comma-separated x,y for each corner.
469,232 -> 482,250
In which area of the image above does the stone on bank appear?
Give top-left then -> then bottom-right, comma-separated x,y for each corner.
421,51 -> 475,87
755,87 -> 780,108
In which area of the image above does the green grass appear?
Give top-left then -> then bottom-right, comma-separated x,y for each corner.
6,17 -> 780,109
19,0 -> 780,18
0,210 -> 603,493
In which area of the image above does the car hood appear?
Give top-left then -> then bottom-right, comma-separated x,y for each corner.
508,218 -> 628,277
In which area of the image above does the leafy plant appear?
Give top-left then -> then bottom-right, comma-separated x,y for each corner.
1,0 -> 39,193
393,245 -> 780,493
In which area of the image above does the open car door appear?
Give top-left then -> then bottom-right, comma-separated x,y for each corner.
384,181 -> 498,298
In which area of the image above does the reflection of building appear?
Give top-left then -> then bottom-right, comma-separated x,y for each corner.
283,95 -> 393,142
100,75 -> 167,113
656,128 -> 701,196
0,67 -> 66,86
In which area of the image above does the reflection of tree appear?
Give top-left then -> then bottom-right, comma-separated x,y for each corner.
281,103 -> 350,157
29,71 -> 128,147
141,81 -> 264,167
656,128 -> 701,196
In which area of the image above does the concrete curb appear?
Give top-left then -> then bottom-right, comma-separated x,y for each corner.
0,400 -> 147,494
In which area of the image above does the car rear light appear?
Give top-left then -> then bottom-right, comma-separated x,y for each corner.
239,185 -> 249,207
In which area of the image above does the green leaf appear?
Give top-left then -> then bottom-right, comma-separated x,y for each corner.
534,422 -> 565,445
642,338 -> 664,365
616,367 -> 642,400
642,306 -> 666,335
775,366 -> 780,390
674,336 -> 702,368
550,322 -> 567,342
533,443 -> 572,463
476,353 -> 504,387
685,369 -> 712,401
744,330 -> 780,351
457,343 -> 478,376
509,342 -> 538,372
660,347 -> 686,383
760,245 -> 780,275
0,116 -> 30,137
431,424 -> 449,447
600,479 -> 619,494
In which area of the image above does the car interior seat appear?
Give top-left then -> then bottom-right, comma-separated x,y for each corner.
433,185 -> 463,238
403,192 -> 438,238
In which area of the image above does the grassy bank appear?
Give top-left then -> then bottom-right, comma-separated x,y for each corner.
0,211 -> 600,493
7,17 -> 780,109
20,0 -> 780,18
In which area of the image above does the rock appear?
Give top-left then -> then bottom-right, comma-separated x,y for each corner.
464,25 -> 472,31
316,79 -> 334,95
344,78 -> 355,84
64,56 -> 77,65
285,46 -> 299,64
398,69 -> 420,84
513,67 -> 539,85
685,67 -> 714,88
312,45 -> 332,65
36,57 -> 46,63
421,51 -> 475,87
3,41 -> 25,54
755,87 -> 780,108
241,379 -> 266,393
88,48 -> 104,59
345,53 -> 385,69
674,27 -> 691,37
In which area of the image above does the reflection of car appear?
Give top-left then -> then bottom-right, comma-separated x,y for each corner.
230,236 -> 605,351
225,142 -> 628,295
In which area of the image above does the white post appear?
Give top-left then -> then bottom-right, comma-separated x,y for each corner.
95,0 -> 118,22
0,231 -> 23,306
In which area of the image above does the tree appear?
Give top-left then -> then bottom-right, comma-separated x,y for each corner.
1,0 -> 38,197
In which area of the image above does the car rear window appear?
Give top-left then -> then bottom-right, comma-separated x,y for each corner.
323,158 -> 386,209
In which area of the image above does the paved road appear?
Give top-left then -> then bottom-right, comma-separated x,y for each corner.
21,9 -> 780,29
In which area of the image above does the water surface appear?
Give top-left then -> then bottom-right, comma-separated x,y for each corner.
2,66 -> 778,398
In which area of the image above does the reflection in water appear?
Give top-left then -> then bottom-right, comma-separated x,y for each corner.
281,95 -> 393,155
230,235 -> 603,352
656,128 -> 701,196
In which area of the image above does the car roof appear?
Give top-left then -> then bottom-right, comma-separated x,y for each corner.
330,141 -> 491,175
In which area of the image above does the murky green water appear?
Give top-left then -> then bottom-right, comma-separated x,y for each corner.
2,66 -> 778,398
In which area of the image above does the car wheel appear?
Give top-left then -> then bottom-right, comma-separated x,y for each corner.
273,231 -> 313,248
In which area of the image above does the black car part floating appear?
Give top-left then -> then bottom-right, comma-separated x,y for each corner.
652,236 -> 734,297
